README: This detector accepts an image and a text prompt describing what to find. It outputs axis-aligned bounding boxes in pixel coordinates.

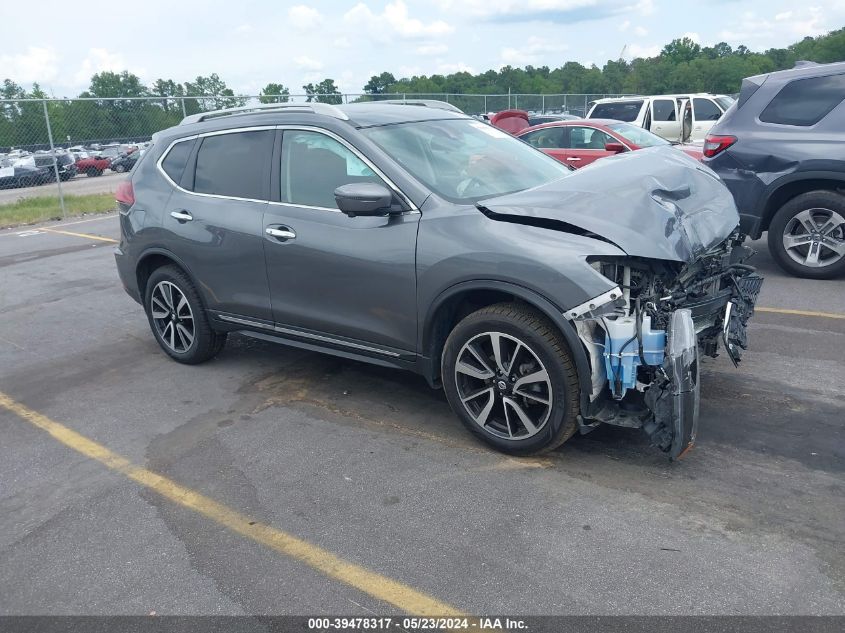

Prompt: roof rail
[179,102,349,125]
[367,99,464,113]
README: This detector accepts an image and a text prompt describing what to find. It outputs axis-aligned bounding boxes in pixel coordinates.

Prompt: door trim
[216,313,404,358]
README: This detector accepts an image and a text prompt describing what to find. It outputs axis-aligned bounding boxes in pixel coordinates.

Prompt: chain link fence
[0,93,627,226]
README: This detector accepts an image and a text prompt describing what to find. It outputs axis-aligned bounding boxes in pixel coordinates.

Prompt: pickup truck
[75,156,111,177]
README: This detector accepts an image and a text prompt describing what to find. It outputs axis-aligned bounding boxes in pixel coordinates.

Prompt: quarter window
[589,100,643,122]
[693,98,722,121]
[652,99,676,122]
[161,139,193,184]
[760,73,845,126]
[521,127,567,149]
[193,130,273,200]
[281,130,385,209]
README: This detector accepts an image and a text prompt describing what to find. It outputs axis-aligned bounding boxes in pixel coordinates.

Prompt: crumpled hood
[479,147,740,263]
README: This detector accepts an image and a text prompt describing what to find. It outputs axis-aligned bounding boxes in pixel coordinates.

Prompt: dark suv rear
[703,61,845,279]
[115,102,762,460]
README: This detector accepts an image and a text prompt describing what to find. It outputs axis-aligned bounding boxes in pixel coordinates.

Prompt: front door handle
[566,157,581,161]
[266,226,296,240]
[170,210,193,222]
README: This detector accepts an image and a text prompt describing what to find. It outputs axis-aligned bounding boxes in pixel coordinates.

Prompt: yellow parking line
[756,307,845,320]
[0,391,463,617]
[40,227,118,244]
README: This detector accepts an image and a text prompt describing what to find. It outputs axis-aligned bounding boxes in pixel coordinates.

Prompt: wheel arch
[757,172,845,237]
[420,280,592,407]
[135,248,203,305]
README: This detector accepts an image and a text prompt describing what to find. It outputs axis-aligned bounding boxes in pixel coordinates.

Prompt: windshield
[589,100,644,122]
[606,122,669,148]
[715,96,735,111]
[361,119,570,203]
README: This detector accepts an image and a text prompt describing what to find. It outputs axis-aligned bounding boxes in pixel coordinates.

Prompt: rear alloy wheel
[442,303,580,455]
[144,265,227,364]
[114,164,126,173]
[769,191,845,279]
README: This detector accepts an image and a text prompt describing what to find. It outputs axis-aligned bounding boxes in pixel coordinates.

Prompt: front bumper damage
[567,233,763,460]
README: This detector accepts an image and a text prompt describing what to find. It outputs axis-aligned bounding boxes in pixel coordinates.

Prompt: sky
[1,0,843,97]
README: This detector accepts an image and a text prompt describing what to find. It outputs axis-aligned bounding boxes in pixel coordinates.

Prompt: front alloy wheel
[455,332,553,440]
[442,303,580,455]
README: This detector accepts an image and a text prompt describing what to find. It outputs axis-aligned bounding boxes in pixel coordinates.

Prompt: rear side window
[161,140,193,184]
[760,74,845,126]
[589,101,643,122]
[521,127,567,149]
[693,98,722,121]
[652,99,676,121]
[194,130,273,200]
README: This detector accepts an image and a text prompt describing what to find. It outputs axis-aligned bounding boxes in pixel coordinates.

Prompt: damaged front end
[569,234,763,460]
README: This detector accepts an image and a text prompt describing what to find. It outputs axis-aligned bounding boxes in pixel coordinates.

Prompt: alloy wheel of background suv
[768,191,845,279]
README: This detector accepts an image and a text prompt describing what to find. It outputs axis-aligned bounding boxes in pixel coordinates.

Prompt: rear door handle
[266,226,296,240]
[170,210,193,222]
[566,157,581,161]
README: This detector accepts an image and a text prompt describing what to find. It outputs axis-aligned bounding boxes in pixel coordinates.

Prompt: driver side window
[281,130,385,209]
[522,127,567,149]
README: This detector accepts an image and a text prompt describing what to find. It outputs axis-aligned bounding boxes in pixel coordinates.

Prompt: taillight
[703,134,737,158]
[115,180,135,208]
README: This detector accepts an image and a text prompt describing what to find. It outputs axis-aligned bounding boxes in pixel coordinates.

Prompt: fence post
[584,95,588,117]
[42,99,66,220]
[484,95,487,113]
[180,98,187,119]
[542,94,545,114]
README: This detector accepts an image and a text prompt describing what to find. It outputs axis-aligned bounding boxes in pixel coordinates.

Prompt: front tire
[144,265,227,364]
[442,303,580,456]
[768,190,845,279]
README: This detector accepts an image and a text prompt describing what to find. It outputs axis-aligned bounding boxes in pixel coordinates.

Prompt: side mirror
[334,182,394,218]
[605,142,626,153]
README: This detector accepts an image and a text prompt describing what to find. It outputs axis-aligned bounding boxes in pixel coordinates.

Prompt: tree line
[2,27,843,149]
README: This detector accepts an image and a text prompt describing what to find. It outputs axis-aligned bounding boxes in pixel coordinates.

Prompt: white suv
[587,94,735,142]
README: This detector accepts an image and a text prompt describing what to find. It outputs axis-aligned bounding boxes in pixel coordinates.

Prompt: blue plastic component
[603,316,666,397]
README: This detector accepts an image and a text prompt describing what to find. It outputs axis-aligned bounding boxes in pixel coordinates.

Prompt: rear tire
[768,190,845,279]
[144,265,227,364]
[441,302,580,456]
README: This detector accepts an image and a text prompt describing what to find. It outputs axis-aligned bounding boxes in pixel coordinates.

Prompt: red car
[516,119,703,168]
[74,156,112,177]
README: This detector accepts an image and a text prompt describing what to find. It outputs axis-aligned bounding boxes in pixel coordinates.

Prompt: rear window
[161,140,193,184]
[589,100,643,122]
[760,73,845,126]
[194,130,274,200]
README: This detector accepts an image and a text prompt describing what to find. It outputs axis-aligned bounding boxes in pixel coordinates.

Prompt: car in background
[489,109,531,134]
[68,146,91,160]
[517,119,703,168]
[704,61,845,279]
[588,94,734,142]
[32,151,78,182]
[527,113,580,126]
[0,157,44,189]
[110,152,139,173]
[75,155,112,177]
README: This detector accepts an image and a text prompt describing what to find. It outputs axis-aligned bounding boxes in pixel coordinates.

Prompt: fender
[135,246,205,304]
[420,279,593,409]
[754,169,845,236]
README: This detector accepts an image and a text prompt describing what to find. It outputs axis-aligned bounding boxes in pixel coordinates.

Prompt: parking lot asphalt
[0,172,122,205]
[0,214,843,615]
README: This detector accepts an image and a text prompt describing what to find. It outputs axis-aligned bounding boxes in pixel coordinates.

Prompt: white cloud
[683,32,701,43]
[775,11,793,21]
[417,43,449,56]
[288,5,323,31]
[499,36,569,67]
[344,1,453,40]
[436,62,475,75]
[333,37,352,49]
[234,24,252,34]
[74,48,137,86]
[634,25,648,37]
[618,20,630,32]
[626,43,660,59]
[0,47,59,84]
[294,55,324,71]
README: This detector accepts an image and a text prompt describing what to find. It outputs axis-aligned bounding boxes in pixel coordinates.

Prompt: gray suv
[115,102,762,460]
[703,61,845,279]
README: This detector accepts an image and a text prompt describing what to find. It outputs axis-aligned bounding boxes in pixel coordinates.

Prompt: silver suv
[115,102,762,460]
